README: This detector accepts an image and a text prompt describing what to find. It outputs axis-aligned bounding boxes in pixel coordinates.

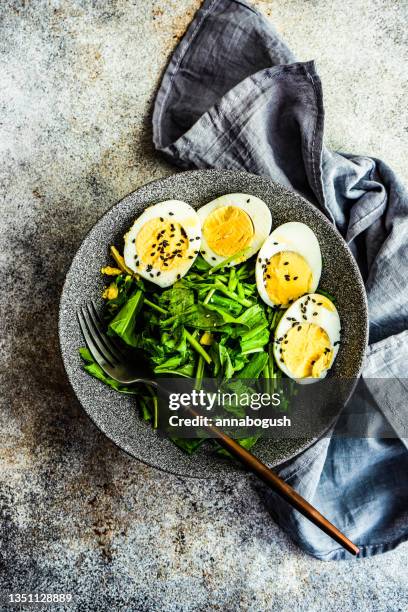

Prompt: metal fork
[77,301,359,556]
[77,300,158,388]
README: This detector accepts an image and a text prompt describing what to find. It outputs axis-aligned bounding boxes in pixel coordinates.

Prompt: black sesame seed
[150,273,154,278]
[164,263,168,267]
[177,274,181,279]
[273,242,278,245]
[196,236,200,240]
[188,255,194,259]
[201,251,206,255]
[146,264,152,272]
[313,312,318,316]
[194,250,199,254]
[246,199,250,203]
[131,238,135,243]
[212,257,216,260]
[177,254,182,258]
[317,302,323,306]
[284,340,288,344]
[160,217,164,222]
[170,234,175,238]
[258,258,261,263]
[297,326,302,331]
[150,252,155,256]
[303,315,307,320]
[311,360,315,365]
[169,212,174,216]
[157,272,161,276]
[294,276,298,280]
[312,298,316,303]
[284,261,289,265]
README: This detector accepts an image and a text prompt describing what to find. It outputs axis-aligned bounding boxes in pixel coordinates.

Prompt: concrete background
[1,0,407,610]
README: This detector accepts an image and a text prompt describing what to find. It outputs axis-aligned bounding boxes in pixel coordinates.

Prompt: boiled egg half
[197,194,272,267]
[256,222,322,308]
[123,200,201,287]
[273,294,341,381]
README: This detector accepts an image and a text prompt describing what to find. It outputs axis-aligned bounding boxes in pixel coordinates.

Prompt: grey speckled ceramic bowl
[59,170,368,477]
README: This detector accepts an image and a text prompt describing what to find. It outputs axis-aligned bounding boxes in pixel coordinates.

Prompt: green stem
[203,288,215,305]
[236,262,250,278]
[146,384,159,429]
[236,281,245,300]
[161,311,187,326]
[184,329,212,364]
[268,343,275,378]
[228,267,237,292]
[214,281,252,307]
[144,298,168,315]
[195,355,205,390]
[144,297,212,364]
[208,247,251,275]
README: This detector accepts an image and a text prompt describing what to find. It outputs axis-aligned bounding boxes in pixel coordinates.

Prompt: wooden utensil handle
[187,406,359,556]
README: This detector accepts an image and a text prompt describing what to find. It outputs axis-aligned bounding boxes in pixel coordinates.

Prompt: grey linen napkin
[152,0,408,560]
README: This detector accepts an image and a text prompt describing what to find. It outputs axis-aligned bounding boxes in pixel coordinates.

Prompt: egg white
[256,222,322,307]
[273,293,341,382]
[123,200,201,288]
[197,193,272,267]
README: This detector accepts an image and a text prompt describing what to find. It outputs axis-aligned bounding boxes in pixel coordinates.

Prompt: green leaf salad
[81,254,288,453]
[80,196,339,455]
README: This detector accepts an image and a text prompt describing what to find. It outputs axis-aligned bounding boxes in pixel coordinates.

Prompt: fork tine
[77,307,112,371]
[78,306,117,369]
[89,300,126,362]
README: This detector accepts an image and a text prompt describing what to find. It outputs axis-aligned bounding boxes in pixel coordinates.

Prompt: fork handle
[186,405,359,556]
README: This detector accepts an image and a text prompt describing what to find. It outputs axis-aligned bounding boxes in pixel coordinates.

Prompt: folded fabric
[152,0,408,560]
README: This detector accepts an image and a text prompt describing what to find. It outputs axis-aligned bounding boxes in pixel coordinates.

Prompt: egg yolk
[203,206,254,257]
[102,283,119,300]
[280,323,333,378]
[136,218,189,271]
[264,251,313,307]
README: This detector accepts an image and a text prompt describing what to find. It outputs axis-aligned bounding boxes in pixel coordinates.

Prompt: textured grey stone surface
[0,1,407,610]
